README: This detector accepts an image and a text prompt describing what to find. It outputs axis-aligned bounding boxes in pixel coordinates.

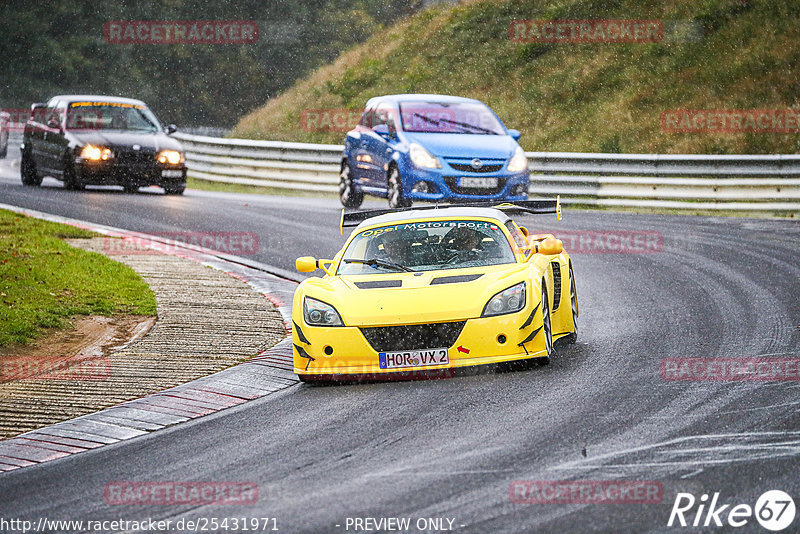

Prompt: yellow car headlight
[80,144,112,161]
[482,282,526,317]
[157,150,183,165]
[507,146,528,173]
[303,297,344,326]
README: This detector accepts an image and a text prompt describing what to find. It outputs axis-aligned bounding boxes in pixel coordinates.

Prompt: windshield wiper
[343,258,415,272]
[412,112,449,127]
[438,118,500,135]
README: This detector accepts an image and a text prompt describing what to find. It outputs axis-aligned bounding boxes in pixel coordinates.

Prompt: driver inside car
[379,231,414,265]
[442,227,484,261]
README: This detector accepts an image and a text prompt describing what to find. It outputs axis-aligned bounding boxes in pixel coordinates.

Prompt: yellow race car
[292,200,577,382]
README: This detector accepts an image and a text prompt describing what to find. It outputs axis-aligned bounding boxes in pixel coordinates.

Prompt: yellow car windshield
[338,220,516,275]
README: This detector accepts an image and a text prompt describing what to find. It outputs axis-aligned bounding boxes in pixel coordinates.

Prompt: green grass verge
[0,210,157,347]
[231,0,800,155]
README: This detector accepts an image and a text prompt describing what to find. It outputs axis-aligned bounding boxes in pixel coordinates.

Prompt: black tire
[123,183,139,194]
[567,264,578,344]
[20,150,42,186]
[541,281,553,361]
[164,184,185,195]
[62,157,84,191]
[387,166,411,208]
[339,162,363,208]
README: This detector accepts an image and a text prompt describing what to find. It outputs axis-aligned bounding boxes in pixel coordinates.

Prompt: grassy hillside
[232,0,800,154]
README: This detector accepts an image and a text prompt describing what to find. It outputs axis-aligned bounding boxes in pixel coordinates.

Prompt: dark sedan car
[20,95,186,194]
[0,108,9,158]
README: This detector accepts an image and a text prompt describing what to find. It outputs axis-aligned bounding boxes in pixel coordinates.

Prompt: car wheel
[123,183,139,194]
[541,280,553,360]
[567,264,578,343]
[62,158,84,191]
[387,166,411,208]
[339,162,363,208]
[164,184,185,195]
[20,150,42,186]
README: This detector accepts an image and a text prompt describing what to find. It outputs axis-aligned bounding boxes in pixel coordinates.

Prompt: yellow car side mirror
[518,225,529,237]
[522,238,563,257]
[296,256,318,272]
[296,257,335,275]
[538,238,563,255]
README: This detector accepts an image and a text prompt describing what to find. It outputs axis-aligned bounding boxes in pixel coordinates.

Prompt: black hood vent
[354,280,402,289]
[430,274,483,285]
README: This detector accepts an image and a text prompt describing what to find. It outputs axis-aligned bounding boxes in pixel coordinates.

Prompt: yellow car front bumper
[292,311,550,379]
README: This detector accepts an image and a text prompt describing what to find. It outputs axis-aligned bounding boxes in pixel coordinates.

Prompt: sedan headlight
[157,149,184,165]
[409,142,442,169]
[482,282,526,317]
[506,146,528,173]
[303,297,344,326]
[80,144,112,161]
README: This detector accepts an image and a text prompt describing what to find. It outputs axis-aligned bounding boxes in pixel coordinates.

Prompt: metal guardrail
[175,133,342,193]
[174,133,800,211]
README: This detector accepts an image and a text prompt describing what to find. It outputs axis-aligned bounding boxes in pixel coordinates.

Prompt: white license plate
[161,169,183,178]
[379,348,449,369]
[458,176,498,188]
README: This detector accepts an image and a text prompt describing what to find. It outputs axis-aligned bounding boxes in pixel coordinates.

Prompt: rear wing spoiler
[340,196,562,235]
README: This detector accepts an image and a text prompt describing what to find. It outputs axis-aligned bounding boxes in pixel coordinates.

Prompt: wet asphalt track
[1,158,799,533]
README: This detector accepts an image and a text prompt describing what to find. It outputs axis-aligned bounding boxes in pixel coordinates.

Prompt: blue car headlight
[482,282,526,317]
[409,142,442,169]
[303,297,344,326]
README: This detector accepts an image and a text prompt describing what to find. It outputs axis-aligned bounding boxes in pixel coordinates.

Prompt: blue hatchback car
[340,94,529,208]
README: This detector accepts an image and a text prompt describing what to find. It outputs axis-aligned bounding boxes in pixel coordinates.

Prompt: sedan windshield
[338,220,516,275]
[66,102,161,132]
[399,101,505,135]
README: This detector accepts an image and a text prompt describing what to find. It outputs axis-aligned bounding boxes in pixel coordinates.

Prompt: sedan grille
[360,322,466,352]
[115,149,156,168]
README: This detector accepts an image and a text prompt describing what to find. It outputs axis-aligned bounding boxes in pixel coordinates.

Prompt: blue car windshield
[338,220,516,274]
[399,102,505,135]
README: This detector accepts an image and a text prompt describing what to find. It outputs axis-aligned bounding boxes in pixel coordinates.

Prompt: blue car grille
[444,157,506,174]
[449,163,503,173]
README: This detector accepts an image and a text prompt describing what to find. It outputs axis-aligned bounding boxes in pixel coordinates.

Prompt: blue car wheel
[388,166,411,208]
[339,161,363,208]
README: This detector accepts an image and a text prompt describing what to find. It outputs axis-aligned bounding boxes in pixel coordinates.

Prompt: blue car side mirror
[373,124,395,140]
[507,129,521,141]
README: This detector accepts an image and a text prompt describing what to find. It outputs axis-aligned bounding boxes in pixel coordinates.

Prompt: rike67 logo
[668,490,796,531]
